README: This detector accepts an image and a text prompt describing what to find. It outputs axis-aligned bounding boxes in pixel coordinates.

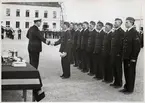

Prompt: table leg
[32,90,35,102]
[23,90,27,102]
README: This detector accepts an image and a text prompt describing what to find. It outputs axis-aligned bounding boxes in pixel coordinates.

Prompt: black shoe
[123,91,133,95]
[82,70,88,73]
[87,73,94,76]
[119,89,127,93]
[97,78,103,80]
[105,81,112,83]
[110,83,115,86]
[93,76,97,79]
[60,75,64,77]
[114,85,122,88]
[61,76,70,79]
[73,64,78,67]
[102,80,106,82]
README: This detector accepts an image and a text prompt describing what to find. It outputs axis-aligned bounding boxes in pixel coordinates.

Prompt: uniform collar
[64,28,69,32]
[115,26,121,30]
[79,29,83,32]
[127,25,134,31]
[84,28,88,31]
[96,28,103,33]
[107,30,112,34]
[90,28,95,31]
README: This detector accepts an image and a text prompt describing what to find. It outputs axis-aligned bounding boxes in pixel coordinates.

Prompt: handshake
[45,39,55,46]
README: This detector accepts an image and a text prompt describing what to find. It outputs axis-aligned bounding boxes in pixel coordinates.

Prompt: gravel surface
[1,38,144,102]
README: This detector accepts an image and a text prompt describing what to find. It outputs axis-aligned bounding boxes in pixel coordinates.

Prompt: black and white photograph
[1,0,144,102]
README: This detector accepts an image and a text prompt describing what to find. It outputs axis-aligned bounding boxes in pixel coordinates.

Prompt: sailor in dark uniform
[93,21,105,80]
[119,17,141,94]
[72,23,80,67]
[81,22,90,73]
[26,19,50,101]
[70,22,75,64]
[86,21,96,76]
[52,22,72,79]
[110,18,124,88]
[76,23,83,70]
[102,22,113,83]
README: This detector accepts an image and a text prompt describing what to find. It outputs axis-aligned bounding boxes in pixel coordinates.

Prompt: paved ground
[1,37,144,102]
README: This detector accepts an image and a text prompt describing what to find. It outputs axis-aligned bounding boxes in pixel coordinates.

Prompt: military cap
[126,17,135,24]
[34,18,42,23]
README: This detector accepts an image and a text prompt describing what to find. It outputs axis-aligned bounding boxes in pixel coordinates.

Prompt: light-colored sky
[1,0,144,23]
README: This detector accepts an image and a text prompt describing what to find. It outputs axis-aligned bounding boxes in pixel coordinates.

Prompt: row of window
[6,21,57,29]
[6,8,57,18]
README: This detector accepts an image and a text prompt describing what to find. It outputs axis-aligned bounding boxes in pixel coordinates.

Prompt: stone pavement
[1,38,144,102]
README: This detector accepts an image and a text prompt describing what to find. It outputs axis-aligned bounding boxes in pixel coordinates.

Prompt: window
[53,11,57,18]
[44,11,48,18]
[16,21,20,28]
[53,23,56,29]
[16,9,20,17]
[26,10,29,17]
[6,21,10,27]
[6,8,10,16]
[25,22,29,28]
[35,10,39,18]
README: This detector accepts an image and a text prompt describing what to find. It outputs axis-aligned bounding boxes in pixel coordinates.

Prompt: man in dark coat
[18,28,22,40]
[81,22,90,73]
[72,23,80,67]
[70,22,75,64]
[26,19,50,69]
[52,22,72,79]
[1,26,4,39]
[119,17,141,94]
[139,27,144,48]
[86,21,96,76]
[26,19,50,101]
[76,23,83,70]
[110,18,124,88]
[102,22,113,83]
[93,21,105,80]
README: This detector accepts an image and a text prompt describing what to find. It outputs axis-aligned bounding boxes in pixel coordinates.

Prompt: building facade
[1,2,61,32]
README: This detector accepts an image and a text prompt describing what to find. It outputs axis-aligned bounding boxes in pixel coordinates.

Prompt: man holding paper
[51,22,72,79]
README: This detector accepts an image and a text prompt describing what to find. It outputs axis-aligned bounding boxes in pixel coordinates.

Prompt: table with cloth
[2,62,42,102]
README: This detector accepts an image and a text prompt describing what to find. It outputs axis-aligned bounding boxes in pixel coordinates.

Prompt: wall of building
[1,4,61,32]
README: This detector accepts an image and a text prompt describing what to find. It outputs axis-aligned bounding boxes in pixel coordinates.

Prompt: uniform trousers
[102,53,113,82]
[61,55,71,77]
[93,53,103,79]
[87,52,95,74]
[111,55,122,86]
[29,51,40,69]
[123,59,137,92]
[82,50,89,71]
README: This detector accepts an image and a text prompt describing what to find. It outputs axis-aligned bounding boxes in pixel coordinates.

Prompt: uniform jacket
[94,30,105,54]
[54,30,72,53]
[81,29,89,50]
[26,25,46,52]
[86,29,96,52]
[111,28,124,56]
[102,31,113,55]
[72,30,79,49]
[76,30,83,49]
[123,28,141,60]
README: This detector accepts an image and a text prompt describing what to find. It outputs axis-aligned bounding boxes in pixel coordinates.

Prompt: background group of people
[1,26,22,40]
[52,17,143,95]
[25,17,143,101]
